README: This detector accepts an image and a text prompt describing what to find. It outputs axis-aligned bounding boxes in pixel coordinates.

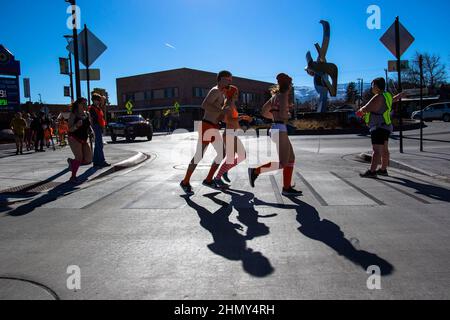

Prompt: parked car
[108,115,153,142]
[411,103,450,122]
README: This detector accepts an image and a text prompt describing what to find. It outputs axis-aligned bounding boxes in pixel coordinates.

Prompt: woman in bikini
[248,73,302,197]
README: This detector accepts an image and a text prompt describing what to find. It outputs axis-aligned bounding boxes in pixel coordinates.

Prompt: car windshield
[120,116,143,122]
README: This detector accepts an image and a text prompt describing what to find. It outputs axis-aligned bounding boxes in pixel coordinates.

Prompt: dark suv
[108,115,153,142]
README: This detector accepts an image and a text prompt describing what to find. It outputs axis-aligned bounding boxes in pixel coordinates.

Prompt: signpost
[380,17,415,154]
[67,26,107,105]
[125,101,133,115]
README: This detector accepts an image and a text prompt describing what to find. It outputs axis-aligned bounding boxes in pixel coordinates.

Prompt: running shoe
[248,168,259,188]
[360,170,377,178]
[202,179,218,189]
[180,181,194,195]
[213,178,229,190]
[222,172,231,184]
[376,169,389,177]
[68,177,80,184]
[282,187,303,197]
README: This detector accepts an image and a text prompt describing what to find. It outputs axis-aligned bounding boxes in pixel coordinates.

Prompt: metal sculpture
[305,20,339,113]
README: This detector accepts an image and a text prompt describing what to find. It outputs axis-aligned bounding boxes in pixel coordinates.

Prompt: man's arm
[393,92,406,103]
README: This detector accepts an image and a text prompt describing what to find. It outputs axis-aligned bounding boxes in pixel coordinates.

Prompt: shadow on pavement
[4,167,99,217]
[253,195,395,276]
[181,191,275,278]
[380,176,450,203]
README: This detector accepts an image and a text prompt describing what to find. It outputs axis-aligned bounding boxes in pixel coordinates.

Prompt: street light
[64,35,75,103]
[65,0,81,100]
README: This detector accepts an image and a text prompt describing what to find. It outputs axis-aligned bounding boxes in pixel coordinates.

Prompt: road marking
[374,179,431,204]
[270,175,285,206]
[330,172,386,206]
[296,172,328,206]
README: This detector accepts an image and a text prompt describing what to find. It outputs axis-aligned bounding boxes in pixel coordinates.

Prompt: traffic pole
[419,55,424,152]
[395,16,404,154]
[84,24,91,106]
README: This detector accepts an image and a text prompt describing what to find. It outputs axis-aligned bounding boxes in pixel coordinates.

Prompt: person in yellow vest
[358,77,404,178]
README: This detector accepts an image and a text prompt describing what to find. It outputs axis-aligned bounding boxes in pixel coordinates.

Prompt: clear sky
[1,0,449,105]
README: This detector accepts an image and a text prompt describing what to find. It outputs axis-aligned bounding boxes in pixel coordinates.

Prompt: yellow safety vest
[364,92,393,126]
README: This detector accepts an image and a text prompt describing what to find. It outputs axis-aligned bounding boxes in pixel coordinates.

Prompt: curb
[90,152,150,181]
[357,152,436,177]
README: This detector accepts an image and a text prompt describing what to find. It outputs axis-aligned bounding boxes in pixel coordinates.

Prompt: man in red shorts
[180,71,232,195]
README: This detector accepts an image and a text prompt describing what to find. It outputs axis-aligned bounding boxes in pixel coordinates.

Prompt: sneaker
[202,179,218,189]
[68,177,80,184]
[248,168,259,188]
[282,187,303,197]
[213,178,229,190]
[180,181,194,195]
[360,170,377,178]
[222,172,231,184]
[376,169,389,176]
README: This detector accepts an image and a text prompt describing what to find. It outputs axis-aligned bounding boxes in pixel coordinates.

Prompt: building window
[152,89,165,100]
[135,91,145,101]
[125,93,135,102]
[165,87,179,98]
[193,87,209,98]
[145,91,152,100]
[242,92,257,104]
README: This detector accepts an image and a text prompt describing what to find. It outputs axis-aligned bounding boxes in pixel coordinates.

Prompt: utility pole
[66,0,81,100]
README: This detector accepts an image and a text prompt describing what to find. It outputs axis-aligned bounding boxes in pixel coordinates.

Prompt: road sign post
[380,17,415,154]
[419,55,424,152]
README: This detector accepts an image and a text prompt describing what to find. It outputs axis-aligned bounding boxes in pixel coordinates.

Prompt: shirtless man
[180,70,233,195]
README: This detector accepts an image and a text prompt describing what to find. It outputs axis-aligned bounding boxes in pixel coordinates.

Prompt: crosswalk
[40,167,450,210]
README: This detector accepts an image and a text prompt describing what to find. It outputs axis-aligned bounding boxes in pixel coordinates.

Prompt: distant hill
[294,83,372,102]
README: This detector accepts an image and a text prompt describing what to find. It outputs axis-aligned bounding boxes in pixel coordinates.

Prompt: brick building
[115,68,274,130]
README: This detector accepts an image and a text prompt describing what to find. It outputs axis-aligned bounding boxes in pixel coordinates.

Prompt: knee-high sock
[216,153,245,179]
[71,160,81,178]
[205,163,220,182]
[283,163,295,189]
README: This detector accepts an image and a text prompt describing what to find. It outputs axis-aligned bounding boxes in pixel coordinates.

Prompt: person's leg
[204,128,224,183]
[14,135,20,154]
[68,137,83,179]
[216,136,246,179]
[82,142,93,165]
[282,137,296,190]
[183,142,209,185]
[19,136,24,154]
[92,125,105,165]
[381,141,390,171]
[371,144,383,172]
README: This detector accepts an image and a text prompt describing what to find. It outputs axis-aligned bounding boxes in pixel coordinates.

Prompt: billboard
[0,76,20,111]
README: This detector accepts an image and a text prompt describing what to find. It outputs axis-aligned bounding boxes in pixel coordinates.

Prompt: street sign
[59,58,70,75]
[0,76,20,111]
[80,69,100,81]
[388,60,409,72]
[380,21,415,58]
[125,101,133,115]
[66,28,107,68]
[64,86,71,97]
[23,78,30,98]
[0,45,21,76]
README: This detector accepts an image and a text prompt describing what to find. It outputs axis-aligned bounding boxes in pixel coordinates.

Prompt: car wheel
[443,114,450,122]
[126,134,134,142]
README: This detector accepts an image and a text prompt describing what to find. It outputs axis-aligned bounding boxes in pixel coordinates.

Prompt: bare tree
[405,52,448,90]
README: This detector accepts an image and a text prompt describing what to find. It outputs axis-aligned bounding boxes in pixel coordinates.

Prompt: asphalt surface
[0,122,449,300]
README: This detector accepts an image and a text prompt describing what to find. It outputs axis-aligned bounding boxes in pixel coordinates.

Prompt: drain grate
[0,181,63,195]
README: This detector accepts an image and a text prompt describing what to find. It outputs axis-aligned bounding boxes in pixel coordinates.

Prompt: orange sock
[283,163,295,189]
[205,163,220,182]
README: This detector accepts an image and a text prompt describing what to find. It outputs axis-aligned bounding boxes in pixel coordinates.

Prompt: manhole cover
[0,181,63,195]
[0,277,59,300]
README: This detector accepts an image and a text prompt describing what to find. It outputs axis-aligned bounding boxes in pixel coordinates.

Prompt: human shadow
[222,188,276,240]
[253,196,394,276]
[181,193,274,277]
[379,176,450,203]
[5,167,99,217]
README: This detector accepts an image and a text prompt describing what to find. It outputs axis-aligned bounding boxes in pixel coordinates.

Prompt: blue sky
[1,0,449,105]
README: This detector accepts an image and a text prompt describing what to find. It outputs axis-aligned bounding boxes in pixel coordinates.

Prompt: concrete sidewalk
[360,148,450,182]
[0,142,149,206]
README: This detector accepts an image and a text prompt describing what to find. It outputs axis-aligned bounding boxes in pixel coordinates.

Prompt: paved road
[0,123,449,300]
